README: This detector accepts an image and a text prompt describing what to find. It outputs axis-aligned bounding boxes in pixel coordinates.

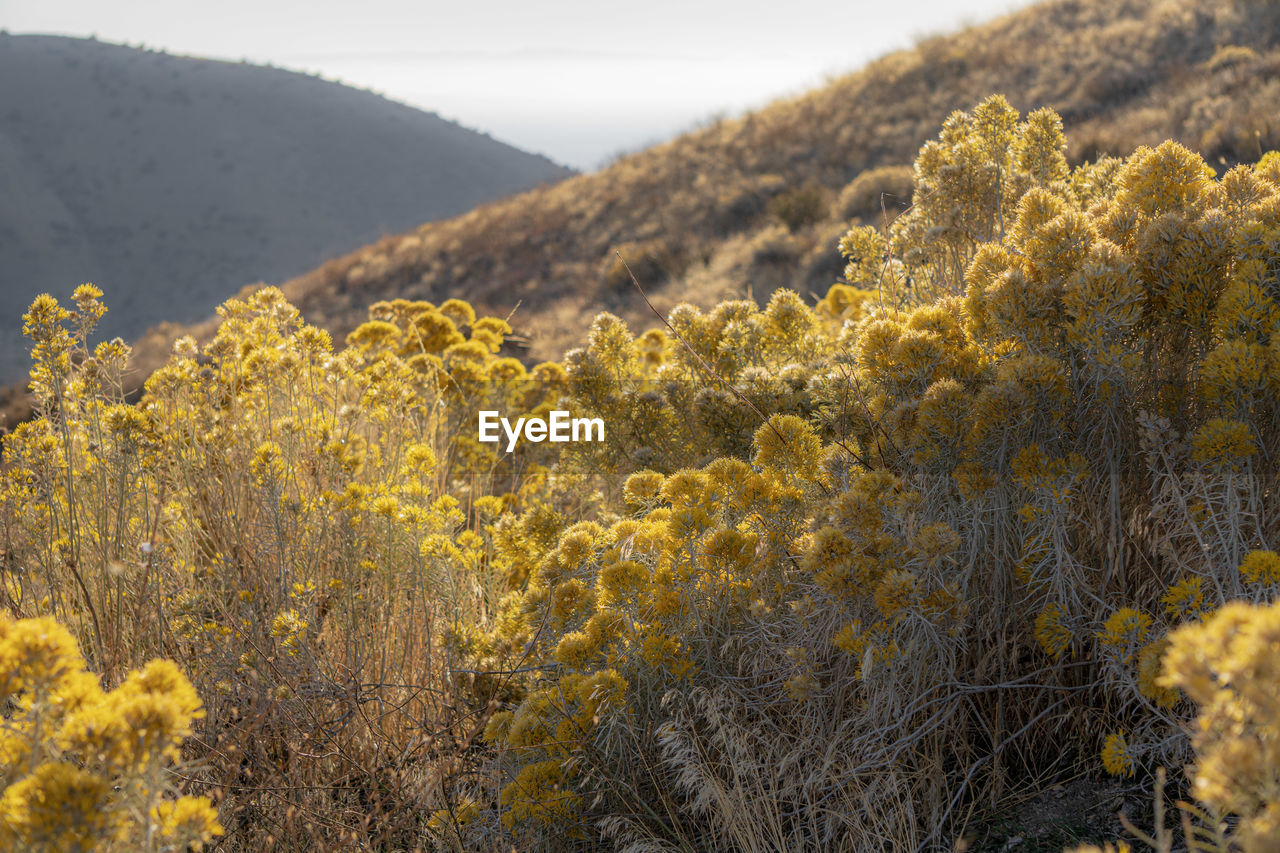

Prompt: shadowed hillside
[0,33,572,382]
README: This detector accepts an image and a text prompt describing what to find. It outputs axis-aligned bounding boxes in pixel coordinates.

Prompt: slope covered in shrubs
[6,94,1280,850]
[113,0,1280,383]
[8,0,1280,429]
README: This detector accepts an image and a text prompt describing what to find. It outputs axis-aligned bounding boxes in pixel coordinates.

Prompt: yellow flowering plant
[0,615,221,852]
[7,94,1280,850]
[2,287,561,847]
[467,98,1280,849]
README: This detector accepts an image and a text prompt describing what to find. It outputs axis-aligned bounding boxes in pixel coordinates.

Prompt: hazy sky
[4,0,1034,169]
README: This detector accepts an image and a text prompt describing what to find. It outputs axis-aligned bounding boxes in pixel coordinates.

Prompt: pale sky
[3,0,1034,169]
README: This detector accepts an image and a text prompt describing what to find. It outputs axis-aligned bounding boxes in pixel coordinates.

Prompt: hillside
[105,0,1279,382]
[5,0,1280,424]
[0,33,572,382]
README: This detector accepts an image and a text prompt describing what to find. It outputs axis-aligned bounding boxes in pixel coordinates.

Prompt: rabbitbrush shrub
[474,97,1280,851]
[8,96,1280,851]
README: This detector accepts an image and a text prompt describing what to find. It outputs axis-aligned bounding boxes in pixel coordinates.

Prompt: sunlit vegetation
[6,91,1280,851]
[0,615,220,852]
[4,286,562,847]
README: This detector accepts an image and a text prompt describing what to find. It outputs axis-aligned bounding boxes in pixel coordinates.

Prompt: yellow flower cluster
[1240,549,1280,587]
[0,616,221,851]
[1096,608,1153,667]
[1161,599,1280,849]
[1190,417,1257,471]
[1034,603,1072,658]
[1100,732,1135,778]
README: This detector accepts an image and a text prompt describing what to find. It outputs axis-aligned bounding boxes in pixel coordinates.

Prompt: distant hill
[6,0,1280,423]
[0,34,572,382]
